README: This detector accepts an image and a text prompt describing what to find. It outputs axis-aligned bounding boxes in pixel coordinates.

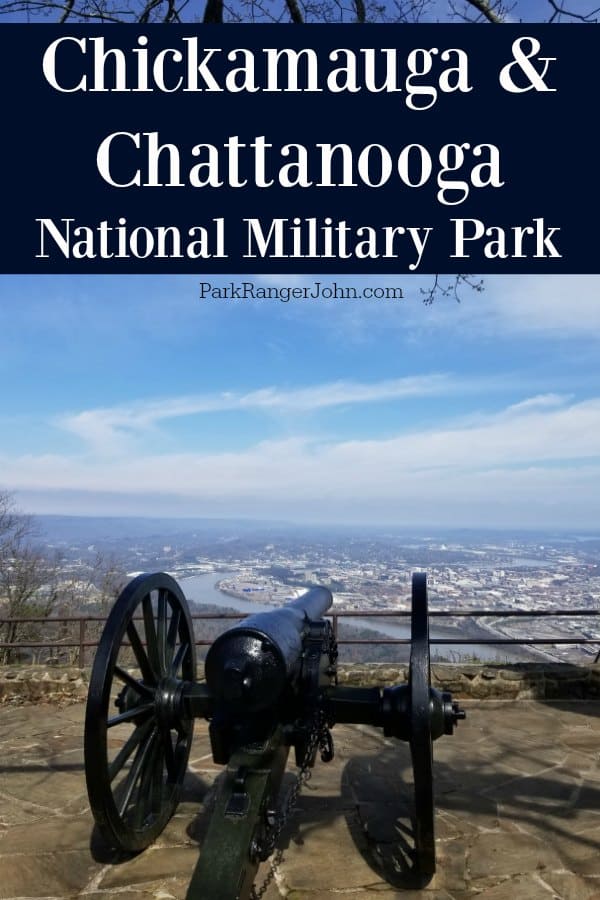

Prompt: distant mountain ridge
[34,514,296,543]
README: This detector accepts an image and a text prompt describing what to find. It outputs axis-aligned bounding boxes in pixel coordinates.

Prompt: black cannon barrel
[282,586,333,620]
[204,586,333,713]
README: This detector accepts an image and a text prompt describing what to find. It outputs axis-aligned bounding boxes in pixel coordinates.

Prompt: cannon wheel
[85,572,197,853]
[409,571,435,878]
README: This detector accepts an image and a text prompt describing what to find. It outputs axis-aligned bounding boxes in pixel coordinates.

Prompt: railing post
[79,618,86,668]
[332,613,338,642]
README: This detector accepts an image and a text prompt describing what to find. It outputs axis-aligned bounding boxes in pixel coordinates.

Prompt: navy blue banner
[1,24,597,272]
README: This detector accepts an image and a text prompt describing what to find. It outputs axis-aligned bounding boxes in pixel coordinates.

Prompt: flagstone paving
[1,699,600,898]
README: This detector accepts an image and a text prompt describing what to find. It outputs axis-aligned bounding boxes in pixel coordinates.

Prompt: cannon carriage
[84,571,464,898]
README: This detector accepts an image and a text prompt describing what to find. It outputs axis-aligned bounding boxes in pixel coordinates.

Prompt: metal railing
[2,606,600,666]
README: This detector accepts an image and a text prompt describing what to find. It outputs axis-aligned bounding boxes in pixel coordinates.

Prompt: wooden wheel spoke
[108,702,154,728]
[174,733,190,774]
[109,718,154,782]
[126,620,156,685]
[170,641,189,677]
[143,594,161,677]
[118,727,157,818]
[114,665,154,697]
[157,589,168,675]
[133,730,160,829]
[151,742,166,815]
[165,606,181,671]
[162,729,177,780]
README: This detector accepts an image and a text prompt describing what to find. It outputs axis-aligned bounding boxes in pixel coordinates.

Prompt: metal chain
[250,711,331,900]
[250,848,283,900]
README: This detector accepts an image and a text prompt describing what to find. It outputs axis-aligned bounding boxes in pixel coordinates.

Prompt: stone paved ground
[2,700,600,899]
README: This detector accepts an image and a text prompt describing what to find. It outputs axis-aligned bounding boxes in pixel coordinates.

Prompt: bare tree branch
[58,0,74,21]
[420,274,484,305]
[546,0,599,22]
[462,0,504,22]
[163,0,178,21]
[0,0,128,21]
[449,0,512,23]
[285,0,304,22]
[139,0,163,22]
[203,0,224,22]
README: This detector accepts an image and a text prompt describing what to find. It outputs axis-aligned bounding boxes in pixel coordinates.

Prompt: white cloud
[56,373,463,450]
[484,275,600,336]
[501,394,571,416]
[57,372,566,454]
[8,393,600,527]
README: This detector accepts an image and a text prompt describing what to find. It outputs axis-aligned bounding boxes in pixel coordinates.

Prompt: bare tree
[0,491,62,663]
[0,0,596,25]
[0,490,32,556]
[51,551,127,664]
[91,552,128,611]
[0,491,128,663]
[55,550,126,616]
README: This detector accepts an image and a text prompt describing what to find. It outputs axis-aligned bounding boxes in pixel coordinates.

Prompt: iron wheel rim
[409,571,435,878]
[84,572,196,852]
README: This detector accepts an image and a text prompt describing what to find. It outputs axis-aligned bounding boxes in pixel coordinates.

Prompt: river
[179,571,538,663]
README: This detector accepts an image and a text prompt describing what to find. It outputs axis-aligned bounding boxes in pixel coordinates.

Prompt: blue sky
[1,273,599,528]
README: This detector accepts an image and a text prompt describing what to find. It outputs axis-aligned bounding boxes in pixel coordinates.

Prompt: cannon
[84,571,465,898]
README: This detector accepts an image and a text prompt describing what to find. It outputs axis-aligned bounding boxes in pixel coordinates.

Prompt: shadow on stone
[89,768,210,864]
[339,716,600,890]
[339,741,436,889]
[0,761,84,773]
[89,823,138,864]
[187,754,432,891]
